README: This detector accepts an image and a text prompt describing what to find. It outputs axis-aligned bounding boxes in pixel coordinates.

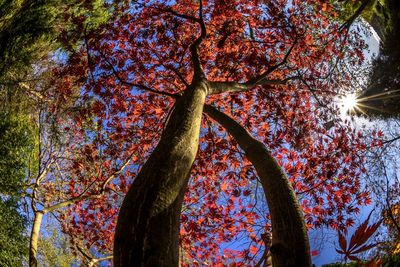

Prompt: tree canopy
[2,0,398,266]
[47,0,377,265]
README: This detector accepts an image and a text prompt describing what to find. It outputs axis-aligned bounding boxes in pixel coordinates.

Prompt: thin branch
[208,75,299,95]
[88,256,113,267]
[245,35,298,87]
[299,76,325,107]
[382,135,400,145]
[97,50,178,99]
[339,0,373,32]
[383,166,400,234]
[190,0,207,78]
[154,4,206,78]
[160,8,200,23]
[43,154,134,213]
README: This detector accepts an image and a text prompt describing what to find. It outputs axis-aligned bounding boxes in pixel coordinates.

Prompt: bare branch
[88,256,113,267]
[43,154,134,213]
[245,35,298,87]
[162,8,200,23]
[208,75,299,95]
[339,0,373,32]
[190,0,207,78]
[97,50,178,99]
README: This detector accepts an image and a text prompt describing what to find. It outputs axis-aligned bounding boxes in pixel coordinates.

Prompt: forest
[1,0,400,266]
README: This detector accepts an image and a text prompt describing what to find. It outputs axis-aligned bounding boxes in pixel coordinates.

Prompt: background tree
[0,198,27,266]
[0,1,111,266]
[37,219,80,267]
[0,60,37,266]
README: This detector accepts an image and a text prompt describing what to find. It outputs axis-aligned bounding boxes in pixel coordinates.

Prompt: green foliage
[0,0,59,79]
[0,199,27,267]
[322,262,359,267]
[380,253,400,267]
[0,110,36,195]
[334,0,377,21]
[359,0,400,117]
[0,0,110,81]
[38,222,81,267]
[335,0,396,40]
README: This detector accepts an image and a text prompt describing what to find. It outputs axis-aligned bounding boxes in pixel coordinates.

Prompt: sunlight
[340,94,358,113]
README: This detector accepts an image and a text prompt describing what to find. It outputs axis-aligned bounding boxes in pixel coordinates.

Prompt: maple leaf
[336,212,382,261]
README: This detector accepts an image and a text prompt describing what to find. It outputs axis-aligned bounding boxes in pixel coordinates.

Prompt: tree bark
[204,105,311,267]
[113,81,209,267]
[29,211,43,267]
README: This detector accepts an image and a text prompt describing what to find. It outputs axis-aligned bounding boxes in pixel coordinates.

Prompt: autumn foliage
[336,213,382,261]
[47,0,380,264]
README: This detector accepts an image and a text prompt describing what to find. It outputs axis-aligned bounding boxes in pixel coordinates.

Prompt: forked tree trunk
[29,211,44,267]
[113,81,208,266]
[204,105,311,267]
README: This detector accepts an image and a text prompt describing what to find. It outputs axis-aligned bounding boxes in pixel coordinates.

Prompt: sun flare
[340,94,358,113]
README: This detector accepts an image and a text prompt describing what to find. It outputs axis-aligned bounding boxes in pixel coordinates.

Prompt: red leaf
[351,243,379,254]
[338,231,347,252]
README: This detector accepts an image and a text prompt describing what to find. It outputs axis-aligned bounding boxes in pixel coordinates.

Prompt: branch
[43,154,134,213]
[76,245,93,262]
[383,167,400,234]
[166,64,190,88]
[245,35,298,87]
[208,75,299,95]
[203,104,311,265]
[154,3,206,78]
[97,50,178,99]
[190,0,207,78]
[299,76,325,107]
[339,0,373,32]
[382,135,400,145]
[162,8,200,23]
[88,256,113,267]
[206,36,299,95]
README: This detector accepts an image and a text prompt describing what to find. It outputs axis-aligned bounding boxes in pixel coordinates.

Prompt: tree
[37,220,81,267]
[0,103,36,196]
[0,0,110,81]
[0,198,27,266]
[1,1,113,266]
[203,105,311,266]
[55,0,374,266]
[0,58,37,266]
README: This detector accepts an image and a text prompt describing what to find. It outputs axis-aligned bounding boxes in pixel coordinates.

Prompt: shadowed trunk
[29,211,43,267]
[113,81,208,267]
[204,105,311,267]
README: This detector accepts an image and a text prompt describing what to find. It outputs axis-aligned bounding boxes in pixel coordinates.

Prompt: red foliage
[336,213,382,261]
[51,0,376,264]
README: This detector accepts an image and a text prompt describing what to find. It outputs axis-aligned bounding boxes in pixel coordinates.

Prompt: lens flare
[340,94,358,113]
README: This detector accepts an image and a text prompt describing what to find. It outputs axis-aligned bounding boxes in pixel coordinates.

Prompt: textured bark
[29,211,43,267]
[204,105,311,267]
[113,81,208,267]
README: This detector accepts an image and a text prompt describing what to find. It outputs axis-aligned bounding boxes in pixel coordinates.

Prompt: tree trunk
[29,211,43,267]
[113,81,208,267]
[204,105,311,267]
